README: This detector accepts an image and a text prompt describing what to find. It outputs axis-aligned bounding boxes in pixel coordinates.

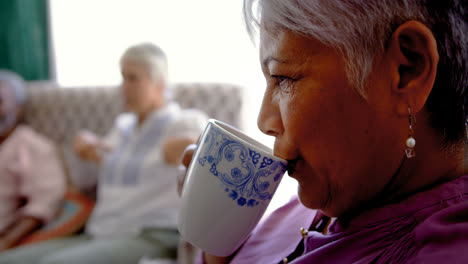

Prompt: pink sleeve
[15,131,66,223]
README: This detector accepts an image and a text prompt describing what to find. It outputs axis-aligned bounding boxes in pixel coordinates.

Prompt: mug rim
[209,119,286,163]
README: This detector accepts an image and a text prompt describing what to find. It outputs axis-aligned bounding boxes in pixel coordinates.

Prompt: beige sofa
[24,82,243,146]
[23,81,243,193]
[19,82,243,256]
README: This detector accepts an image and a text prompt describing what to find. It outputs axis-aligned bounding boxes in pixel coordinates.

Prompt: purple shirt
[198,175,468,263]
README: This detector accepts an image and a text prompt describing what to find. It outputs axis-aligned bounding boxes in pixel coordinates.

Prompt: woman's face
[258,29,407,216]
[120,59,162,113]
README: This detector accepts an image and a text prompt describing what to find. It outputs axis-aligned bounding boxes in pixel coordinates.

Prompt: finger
[177,165,186,196]
[181,144,197,168]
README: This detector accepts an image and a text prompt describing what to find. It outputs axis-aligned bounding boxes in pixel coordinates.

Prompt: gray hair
[120,43,169,85]
[0,70,26,105]
[244,0,467,144]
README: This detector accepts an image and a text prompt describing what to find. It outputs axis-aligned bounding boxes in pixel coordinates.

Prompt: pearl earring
[405,107,416,158]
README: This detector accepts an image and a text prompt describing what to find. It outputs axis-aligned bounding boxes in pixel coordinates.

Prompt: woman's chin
[296,184,323,210]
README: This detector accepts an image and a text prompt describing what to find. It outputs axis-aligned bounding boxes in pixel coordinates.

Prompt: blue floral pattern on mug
[198,124,287,207]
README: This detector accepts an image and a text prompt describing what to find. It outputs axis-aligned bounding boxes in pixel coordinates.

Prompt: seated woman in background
[0,43,208,264]
[0,70,66,252]
[75,43,208,238]
[179,0,468,263]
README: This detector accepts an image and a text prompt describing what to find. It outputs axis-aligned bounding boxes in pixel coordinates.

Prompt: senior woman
[0,44,208,264]
[179,0,468,263]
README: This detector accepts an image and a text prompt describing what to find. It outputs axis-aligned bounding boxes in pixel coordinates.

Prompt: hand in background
[73,130,110,164]
[0,237,7,253]
[0,216,41,253]
[163,136,199,165]
[177,144,197,196]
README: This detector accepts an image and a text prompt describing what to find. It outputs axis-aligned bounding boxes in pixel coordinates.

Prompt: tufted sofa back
[22,81,243,194]
[23,82,243,147]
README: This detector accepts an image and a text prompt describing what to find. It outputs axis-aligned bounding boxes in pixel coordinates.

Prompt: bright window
[50,0,297,215]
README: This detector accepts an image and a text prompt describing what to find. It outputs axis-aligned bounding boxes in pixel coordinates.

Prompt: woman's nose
[257,88,283,138]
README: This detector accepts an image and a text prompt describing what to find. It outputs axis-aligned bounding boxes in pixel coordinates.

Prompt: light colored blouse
[86,103,208,237]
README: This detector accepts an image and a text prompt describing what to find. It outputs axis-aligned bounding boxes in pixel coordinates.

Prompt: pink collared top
[0,125,66,233]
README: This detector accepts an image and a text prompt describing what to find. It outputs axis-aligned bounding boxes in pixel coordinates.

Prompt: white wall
[50,0,297,216]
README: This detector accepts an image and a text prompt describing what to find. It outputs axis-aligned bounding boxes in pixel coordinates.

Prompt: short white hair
[120,43,169,85]
[0,70,25,105]
[244,0,468,143]
[244,0,429,94]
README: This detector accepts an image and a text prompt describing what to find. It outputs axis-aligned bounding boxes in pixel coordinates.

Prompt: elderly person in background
[75,43,207,239]
[178,0,467,263]
[0,43,208,264]
[0,70,66,252]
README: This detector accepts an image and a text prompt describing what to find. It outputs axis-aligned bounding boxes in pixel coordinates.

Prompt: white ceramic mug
[178,119,287,257]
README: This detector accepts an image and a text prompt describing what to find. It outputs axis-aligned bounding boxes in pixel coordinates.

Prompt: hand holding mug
[178,119,287,257]
[177,144,197,196]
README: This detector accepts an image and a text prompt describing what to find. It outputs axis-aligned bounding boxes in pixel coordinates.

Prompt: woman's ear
[385,21,439,116]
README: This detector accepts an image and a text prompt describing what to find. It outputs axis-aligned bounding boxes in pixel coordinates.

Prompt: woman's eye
[127,76,137,83]
[273,75,294,93]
